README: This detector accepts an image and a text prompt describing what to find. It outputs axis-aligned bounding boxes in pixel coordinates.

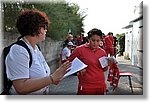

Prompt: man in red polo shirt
[104,32,114,57]
[68,28,108,95]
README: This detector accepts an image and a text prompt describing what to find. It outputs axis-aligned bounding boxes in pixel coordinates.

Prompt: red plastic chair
[119,72,133,93]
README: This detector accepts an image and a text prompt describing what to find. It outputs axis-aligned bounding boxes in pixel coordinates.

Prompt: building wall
[131,19,143,68]
[137,20,143,68]
[131,22,139,66]
[123,2,143,68]
[124,28,132,59]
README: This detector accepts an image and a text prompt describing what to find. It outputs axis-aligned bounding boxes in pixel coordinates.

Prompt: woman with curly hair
[5,9,71,95]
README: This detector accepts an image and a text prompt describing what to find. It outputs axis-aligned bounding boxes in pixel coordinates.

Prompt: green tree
[2,1,86,40]
[117,33,125,55]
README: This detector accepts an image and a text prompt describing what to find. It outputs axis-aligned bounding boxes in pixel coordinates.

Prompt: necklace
[23,37,30,45]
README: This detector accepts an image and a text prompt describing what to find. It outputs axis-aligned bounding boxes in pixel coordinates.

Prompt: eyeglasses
[40,25,48,30]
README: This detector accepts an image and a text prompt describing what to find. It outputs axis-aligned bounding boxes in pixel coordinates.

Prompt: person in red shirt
[104,32,114,56]
[68,28,110,95]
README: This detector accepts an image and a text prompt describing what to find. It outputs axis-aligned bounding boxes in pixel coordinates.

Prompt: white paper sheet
[99,56,117,68]
[99,56,108,68]
[63,57,88,78]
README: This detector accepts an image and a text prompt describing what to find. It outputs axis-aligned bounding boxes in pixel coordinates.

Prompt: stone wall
[3,32,63,73]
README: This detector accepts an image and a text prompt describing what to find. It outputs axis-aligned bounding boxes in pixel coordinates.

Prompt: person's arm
[13,61,71,94]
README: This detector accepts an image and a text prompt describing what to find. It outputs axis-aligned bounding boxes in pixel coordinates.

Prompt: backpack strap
[15,40,32,67]
[37,44,41,51]
[1,40,33,95]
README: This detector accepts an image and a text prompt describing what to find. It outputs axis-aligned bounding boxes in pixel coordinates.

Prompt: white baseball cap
[67,42,74,46]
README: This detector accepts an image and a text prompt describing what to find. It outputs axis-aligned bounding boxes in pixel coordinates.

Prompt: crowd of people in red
[61,31,118,60]
[60,29,120,95]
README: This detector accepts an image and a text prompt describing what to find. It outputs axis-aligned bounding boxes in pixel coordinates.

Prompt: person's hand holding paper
[99,56,117,68]
[63,57,88,78]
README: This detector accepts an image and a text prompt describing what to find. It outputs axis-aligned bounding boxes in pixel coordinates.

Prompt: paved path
[49,56,143,95]
[49,75,78,95]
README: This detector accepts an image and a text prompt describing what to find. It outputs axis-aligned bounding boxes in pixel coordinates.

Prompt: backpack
[1,38,34,95]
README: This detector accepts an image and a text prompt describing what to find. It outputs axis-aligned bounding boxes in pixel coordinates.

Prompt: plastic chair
[119,72,133,93]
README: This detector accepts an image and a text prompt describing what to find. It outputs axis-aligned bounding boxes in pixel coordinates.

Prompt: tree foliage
[116,33,125,55]
[2,1,86,40]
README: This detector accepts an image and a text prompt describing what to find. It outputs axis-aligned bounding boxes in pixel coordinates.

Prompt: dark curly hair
[16,9,50,37]
[87,28,103,39]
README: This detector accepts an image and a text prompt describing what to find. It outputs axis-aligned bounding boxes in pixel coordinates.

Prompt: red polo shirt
[68,43,107,88]
[104,35,114,48]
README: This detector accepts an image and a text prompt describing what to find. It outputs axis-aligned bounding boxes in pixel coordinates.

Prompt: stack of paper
[63,57,88,78]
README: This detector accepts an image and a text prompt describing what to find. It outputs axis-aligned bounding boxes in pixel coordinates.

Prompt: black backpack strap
[37,44,41,51]
[15,40,32,67]
[1,39,33,95]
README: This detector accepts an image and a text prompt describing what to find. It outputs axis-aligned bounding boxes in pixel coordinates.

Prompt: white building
[122,2,143,68]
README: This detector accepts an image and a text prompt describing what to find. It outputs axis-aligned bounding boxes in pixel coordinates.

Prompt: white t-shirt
[61,47,71,61]
[5,40,51,95]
